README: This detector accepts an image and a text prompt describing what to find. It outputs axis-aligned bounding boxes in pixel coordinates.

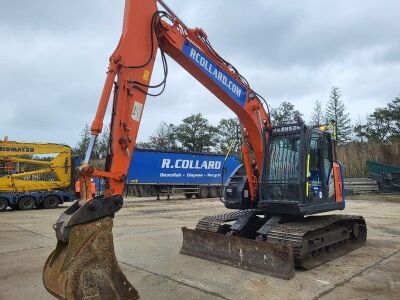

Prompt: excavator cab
[257,123,345,215]
[224,123,344,214]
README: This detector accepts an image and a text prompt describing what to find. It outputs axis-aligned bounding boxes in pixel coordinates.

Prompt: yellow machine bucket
[43,197,138,300]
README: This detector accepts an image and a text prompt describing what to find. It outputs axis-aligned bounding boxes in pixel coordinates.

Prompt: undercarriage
[181,210,367,279]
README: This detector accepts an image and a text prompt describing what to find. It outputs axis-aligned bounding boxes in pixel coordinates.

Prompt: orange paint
[333,162,343,202]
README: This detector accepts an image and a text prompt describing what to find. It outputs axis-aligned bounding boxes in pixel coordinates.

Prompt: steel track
[194,211,367,270]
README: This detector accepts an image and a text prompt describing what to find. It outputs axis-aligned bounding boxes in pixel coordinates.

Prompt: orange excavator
[43,1,367,299]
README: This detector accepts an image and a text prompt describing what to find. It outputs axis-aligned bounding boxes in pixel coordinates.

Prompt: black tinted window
[268,135,300,181]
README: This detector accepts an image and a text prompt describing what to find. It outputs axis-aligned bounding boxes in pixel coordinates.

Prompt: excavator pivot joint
[53,195,123,243]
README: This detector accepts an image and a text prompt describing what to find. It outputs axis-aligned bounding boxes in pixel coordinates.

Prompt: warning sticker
[131,101,143,122]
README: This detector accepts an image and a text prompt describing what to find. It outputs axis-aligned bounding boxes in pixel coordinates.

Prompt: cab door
[306,131,333,204]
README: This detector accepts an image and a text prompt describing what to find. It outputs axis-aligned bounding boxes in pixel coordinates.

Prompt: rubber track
[267,215,367,269]
[195,210,255,232]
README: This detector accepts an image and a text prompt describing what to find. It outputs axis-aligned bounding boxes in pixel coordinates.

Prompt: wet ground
[0,196,399,299]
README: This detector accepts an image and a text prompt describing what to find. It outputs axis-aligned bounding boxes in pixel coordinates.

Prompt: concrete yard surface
[0,196,399,300]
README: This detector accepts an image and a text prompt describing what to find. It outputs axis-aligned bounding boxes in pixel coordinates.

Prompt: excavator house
[43,0,367,299]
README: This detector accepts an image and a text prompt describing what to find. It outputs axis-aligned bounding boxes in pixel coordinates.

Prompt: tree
[354,96,400,143]
[135,141,153,149]
[387,96,400,140]
[97,126,110,159]
[135,122,180,150]
[216,118,242,155]
[325,87,352,144]
[309,100,324,126]
[74,124,92,160]
[147,122,180,151]
[271,101,303,126]
[176,113,218,152]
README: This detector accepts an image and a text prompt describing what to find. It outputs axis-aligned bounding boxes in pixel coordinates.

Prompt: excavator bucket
[43,197,138,300]
[180,227,295,280]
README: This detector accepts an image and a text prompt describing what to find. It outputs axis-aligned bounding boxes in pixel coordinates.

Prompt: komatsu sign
[183,41,246,107]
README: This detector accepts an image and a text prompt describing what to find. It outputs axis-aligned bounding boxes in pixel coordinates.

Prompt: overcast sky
[1,0,399,146]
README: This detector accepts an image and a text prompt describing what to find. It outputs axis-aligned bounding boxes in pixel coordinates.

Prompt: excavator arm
[83,0,270,202]
[43,1,270,299]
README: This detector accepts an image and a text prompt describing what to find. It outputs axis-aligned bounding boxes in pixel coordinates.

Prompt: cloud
[0,0,399,147]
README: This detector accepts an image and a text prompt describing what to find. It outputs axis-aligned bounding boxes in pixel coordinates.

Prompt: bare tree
[325,87,351,144]
[309,100,324,126]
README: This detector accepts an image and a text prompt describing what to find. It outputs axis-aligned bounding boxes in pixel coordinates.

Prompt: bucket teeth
[43,217,138,300]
